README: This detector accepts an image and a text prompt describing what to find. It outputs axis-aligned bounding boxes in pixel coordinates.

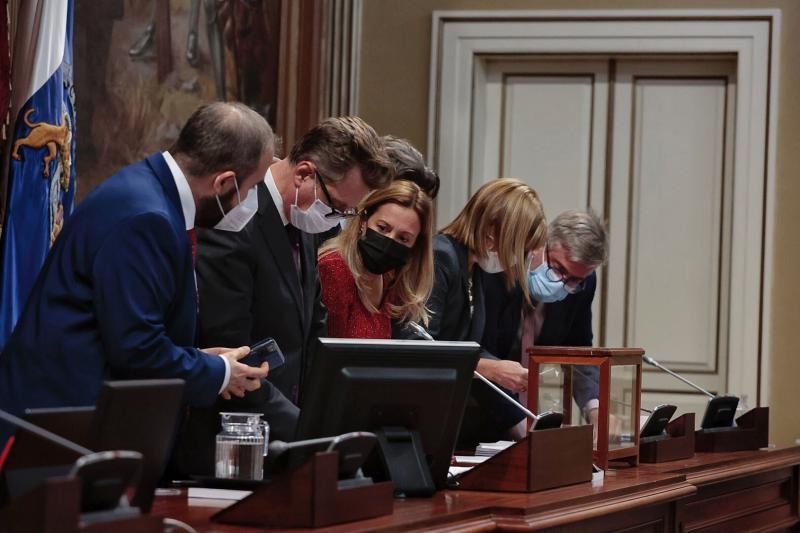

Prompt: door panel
[475,58,608,220]
[609,60,736,419]
[475,55,737,424]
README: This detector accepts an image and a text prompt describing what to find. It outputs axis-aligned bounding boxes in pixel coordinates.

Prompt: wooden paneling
[277,0,324,149]
[150,447,800,532]
[624,75,730,377]
[502,74,595,218]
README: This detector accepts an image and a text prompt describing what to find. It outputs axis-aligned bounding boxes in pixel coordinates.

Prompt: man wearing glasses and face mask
[174,117,393,476]
[523,210,608,426]
[479,209,608,442]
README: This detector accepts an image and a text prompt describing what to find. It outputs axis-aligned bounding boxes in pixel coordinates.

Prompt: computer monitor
[2,379,184,512]
[0,406,94,503]
[89,379,185,512]
[295,338,480,497]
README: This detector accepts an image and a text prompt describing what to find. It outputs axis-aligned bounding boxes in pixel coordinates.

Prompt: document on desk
[448,465,473,477]
[187,487,252,506]
[475,440,514,456]
[453,455,490,465]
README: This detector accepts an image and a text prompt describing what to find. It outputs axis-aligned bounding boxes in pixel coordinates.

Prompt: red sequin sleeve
[318,251,357,338]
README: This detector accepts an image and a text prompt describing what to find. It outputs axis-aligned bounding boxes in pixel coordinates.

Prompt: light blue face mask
[528,261,570,303]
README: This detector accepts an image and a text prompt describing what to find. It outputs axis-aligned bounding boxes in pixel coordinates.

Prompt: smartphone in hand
[243,337,286,370]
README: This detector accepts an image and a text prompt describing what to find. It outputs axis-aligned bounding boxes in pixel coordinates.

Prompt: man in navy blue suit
[0,102,272,442]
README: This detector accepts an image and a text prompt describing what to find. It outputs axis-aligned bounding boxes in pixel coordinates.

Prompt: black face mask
[357,227,412,275]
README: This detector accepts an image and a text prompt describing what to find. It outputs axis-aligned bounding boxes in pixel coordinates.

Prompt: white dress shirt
[162,151,231,393]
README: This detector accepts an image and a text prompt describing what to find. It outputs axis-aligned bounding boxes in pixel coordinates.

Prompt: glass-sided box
[527,347,644,470]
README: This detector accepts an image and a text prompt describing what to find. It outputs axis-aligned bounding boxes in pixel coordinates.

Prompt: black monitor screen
[296,338,479,495]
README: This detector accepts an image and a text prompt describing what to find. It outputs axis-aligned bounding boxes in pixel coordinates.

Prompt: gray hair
[383,135,440,198]
[547,209,609,268]
[171,102,274,182]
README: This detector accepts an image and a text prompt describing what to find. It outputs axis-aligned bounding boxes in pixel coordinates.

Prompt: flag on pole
[0,0,74,349]
[0,0,10,142]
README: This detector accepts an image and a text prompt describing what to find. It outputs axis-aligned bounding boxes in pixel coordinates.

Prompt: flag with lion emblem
[0,0,75,348]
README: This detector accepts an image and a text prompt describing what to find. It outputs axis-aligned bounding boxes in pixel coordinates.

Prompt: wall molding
[427,9,781,407]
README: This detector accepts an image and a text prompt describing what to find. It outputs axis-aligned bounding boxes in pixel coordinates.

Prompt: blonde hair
[319,181,434,325]
[440,178,547,301]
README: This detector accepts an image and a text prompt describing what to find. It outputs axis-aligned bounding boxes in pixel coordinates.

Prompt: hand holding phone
[243,337,286,370]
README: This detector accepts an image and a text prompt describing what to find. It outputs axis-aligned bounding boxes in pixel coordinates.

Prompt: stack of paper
[475,440,514,457]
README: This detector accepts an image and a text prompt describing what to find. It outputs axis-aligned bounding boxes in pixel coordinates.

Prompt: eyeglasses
[315,171,358,220]
[545,248,587,293]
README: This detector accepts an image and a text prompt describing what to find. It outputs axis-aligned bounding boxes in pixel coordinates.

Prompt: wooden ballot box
[528,346,644,470]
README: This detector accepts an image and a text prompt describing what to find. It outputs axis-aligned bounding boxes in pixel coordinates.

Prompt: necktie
[285,224,301,273]
[187,228,199,307]
[187,228,198,268]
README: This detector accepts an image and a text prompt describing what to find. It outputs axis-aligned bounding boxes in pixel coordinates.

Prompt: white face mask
[477,251,504,273]
[214,179,258,232]
[289,178,340,234]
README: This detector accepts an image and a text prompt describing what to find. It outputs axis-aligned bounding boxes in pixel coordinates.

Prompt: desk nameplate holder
[212,451,394,528]
[639,413,695,463]
[694,407,769,453]
[455,425,593,492]
[0,476,161,533]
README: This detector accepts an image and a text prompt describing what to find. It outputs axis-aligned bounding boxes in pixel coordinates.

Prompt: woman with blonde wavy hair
[318,180,433,339]
[408,178,547,447]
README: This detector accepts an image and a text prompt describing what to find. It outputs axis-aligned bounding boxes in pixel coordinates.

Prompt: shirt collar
[264,167,288,226]
[162,151,195,230]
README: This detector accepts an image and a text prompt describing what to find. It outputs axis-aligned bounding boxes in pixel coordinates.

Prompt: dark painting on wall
[74,0,281,201]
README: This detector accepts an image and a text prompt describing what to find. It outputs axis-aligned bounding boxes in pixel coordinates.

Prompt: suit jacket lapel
[299,232,318,337]
[146,153,182,220]
[469,268,486,342]
[255,183,304,317]
[448,236,487,342]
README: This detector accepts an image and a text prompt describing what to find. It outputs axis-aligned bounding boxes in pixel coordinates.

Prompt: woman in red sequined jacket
[318,181,433,339]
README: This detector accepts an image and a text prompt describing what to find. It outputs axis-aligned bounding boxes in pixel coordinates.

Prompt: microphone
[405,321,552,424]
[609,399,653,414]
[642,355,715,399]
[1,408,145,513]
[405,320,433,341]
[643,355,740,429]
[268,435,338,457]
[0,408,94,457]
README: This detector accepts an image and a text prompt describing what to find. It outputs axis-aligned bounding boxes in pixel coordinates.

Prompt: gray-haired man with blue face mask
[523,209,609,426]
[478,209,608,443]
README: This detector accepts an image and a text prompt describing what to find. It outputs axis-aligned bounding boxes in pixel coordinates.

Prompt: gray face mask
[477,251,504,273]
[289,179,340,234]
[214,179,258,232]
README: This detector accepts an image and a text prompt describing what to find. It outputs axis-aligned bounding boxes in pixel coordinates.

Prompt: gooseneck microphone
[642,355,741,429]
[268,435,338,457]
[405,321,541,422]
[642,355,715,399]
[0,408,94,456]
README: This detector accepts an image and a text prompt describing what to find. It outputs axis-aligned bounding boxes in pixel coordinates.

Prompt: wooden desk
[151,447,800,532]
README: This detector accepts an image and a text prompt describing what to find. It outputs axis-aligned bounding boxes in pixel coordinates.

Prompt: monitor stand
[372,426,435,497]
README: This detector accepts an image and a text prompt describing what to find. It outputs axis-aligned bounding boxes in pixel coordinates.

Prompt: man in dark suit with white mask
[174,117,393,475]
